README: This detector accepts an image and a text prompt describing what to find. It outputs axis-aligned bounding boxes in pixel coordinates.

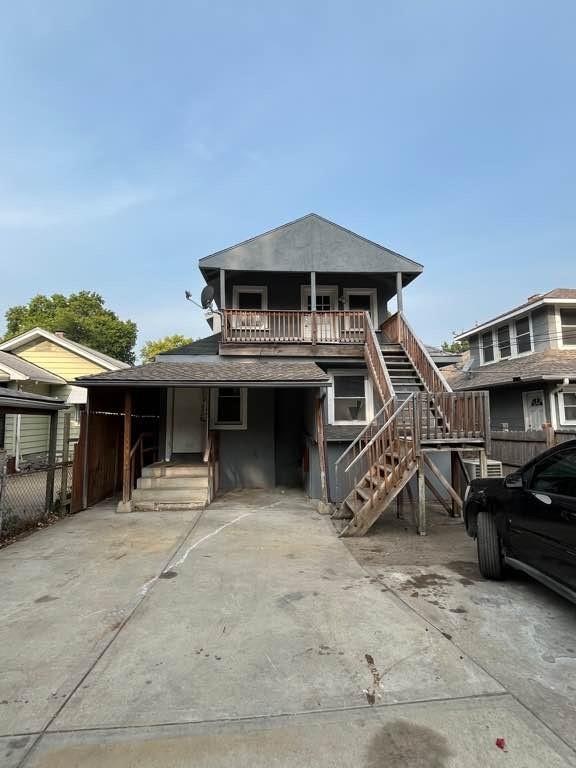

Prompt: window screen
[216,388,242,424]
[333,375,366,422]
[482,331,494,362]
[348,294,372,311]
[560,309,576,345]
[497,325,511,358]
[237,292,263,310]
[515,317,532,354]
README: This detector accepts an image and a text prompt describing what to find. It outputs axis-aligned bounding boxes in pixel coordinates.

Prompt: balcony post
[396,271,403,313]
[310,270,317,344]
[219,269,226,309]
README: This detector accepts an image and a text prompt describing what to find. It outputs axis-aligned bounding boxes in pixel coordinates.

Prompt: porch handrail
[345,393,415,477]
[221,308,366,344]
[382,311,452,394]
[364,313,395,405]
[129,432,157,494]
[334,398,394,473]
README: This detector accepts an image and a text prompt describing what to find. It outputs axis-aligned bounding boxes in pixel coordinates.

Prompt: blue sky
[1,1,575,354]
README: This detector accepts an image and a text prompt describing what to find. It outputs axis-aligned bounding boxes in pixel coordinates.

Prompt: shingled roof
[445,349,576,390]
[77,360,330,387]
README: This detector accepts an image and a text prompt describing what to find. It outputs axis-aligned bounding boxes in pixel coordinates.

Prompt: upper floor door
[301,286,338,341]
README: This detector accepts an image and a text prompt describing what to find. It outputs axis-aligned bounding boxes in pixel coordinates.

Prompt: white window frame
[479,314,534,366]
[556,306,576,349]
[343,288,378,325]
[232,285,268,310]
[300,285,338,311]
[327,369,374,425]
[558,388,576,426]
[210,387,248,430]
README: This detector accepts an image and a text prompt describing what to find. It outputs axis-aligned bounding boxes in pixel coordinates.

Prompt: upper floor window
[497,325,511,359]
[481,331,494,363]
[232,286,268,311]
[515,316,532,354]
[560,309,576,346]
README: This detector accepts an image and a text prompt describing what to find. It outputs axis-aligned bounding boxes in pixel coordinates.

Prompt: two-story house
[77,214,488,536]
[446,289,576,431]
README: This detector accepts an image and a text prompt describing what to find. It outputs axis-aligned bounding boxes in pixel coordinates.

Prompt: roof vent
[527,294,542,302]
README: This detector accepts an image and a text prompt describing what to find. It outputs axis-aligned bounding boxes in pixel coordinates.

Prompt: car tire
[477,511,503,579]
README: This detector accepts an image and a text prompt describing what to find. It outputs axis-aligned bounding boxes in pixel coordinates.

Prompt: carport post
[122,390,132,504]
[44,410,58,513]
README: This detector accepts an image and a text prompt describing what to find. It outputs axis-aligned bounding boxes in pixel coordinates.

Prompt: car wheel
[477,511,504,580]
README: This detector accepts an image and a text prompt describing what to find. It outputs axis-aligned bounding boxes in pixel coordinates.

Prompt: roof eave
[78,379,331,388]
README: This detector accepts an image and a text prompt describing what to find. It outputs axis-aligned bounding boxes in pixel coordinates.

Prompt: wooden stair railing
[129,432,158,498]
[204,429,219,504]
[337,394,419,537]
[382,311,452,394]
[364,313,395,407]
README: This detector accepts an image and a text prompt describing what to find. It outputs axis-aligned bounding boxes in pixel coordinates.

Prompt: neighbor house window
[210,387,247,429]
[515,316,532,354]
[481,331,494,363]
[559,391,576,425]
[560,309,576,346]
[329,371,373,424]
[497,325,511,359]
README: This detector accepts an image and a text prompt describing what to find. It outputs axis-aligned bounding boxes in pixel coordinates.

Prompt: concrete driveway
[1,490,575,767]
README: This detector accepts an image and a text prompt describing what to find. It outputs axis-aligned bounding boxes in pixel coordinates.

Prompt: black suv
[464,440,576,603]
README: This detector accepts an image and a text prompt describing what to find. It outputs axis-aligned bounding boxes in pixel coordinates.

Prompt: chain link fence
[0,456,75,544]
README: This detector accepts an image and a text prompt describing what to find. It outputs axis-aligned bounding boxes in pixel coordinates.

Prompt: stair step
[137,476,208,490]
[356,486,371,501]
[132,500,206,512]
[142,464,208,479]
[132,487,208,503]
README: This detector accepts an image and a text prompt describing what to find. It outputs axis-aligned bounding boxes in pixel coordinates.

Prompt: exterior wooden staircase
[334,311,489,536]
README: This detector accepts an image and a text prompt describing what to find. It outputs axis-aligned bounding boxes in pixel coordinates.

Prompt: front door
[523,390,546,431]
[301,286,338,341]
[172,388,203,454]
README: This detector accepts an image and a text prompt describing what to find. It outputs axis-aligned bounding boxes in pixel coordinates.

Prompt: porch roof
[0,387,66,414]
[76,360,331,388]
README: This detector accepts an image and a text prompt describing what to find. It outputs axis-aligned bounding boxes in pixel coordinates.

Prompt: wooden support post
[478,448,488,478]
[396,271,403,313]
[315,394,329,504]
[219,268,226,309]
[450,451,461,517]
[81,397,90,510]
[424,453,463,512]
[44,410,59,513]
[310,271,317,345]
[60,411,71,510]
[417,459,426,535]
[425,476,452,516]
[122,390,132,505]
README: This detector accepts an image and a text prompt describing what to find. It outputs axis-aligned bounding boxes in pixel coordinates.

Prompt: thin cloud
[0,186,159,230]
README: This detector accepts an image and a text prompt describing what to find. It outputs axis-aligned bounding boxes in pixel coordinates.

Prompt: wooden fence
[490,429,576,469]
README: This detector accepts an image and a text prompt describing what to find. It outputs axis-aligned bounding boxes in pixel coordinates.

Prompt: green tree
[441,339,470,354]
[140,334,193,363]
[3,291,138,364]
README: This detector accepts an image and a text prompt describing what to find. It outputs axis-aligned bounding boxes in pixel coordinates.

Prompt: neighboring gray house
[76,214,488,536]
[447,289,576,431]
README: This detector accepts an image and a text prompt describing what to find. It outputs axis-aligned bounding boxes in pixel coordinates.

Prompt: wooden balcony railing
[221,309,367,344]
[382,311,452,394]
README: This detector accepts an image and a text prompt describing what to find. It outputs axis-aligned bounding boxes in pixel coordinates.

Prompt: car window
[529,448,576,498]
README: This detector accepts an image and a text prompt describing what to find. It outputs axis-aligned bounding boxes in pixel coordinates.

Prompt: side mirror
[505,472,523,489]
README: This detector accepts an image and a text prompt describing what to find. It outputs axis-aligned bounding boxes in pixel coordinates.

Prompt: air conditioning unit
[463,458,503,479]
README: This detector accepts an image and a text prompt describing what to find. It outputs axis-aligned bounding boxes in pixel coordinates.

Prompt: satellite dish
[200,285,215,309]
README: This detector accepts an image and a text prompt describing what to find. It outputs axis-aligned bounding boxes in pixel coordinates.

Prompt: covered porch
[76,361,332,513]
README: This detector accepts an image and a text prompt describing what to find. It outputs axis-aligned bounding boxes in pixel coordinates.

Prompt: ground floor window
[559,390,576,425]
[328,371,372,424]
[210,387,247,429]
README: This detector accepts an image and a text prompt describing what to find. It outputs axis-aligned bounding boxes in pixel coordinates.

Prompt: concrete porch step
[137,476,208,490]
[132,487,208,503]
[131,500,206,512]
[141,464,208,479]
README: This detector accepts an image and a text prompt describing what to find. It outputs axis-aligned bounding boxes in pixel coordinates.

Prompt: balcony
[221,309,367,345]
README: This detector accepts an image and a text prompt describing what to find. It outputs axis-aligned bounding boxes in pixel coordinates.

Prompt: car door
[508,446,576,590]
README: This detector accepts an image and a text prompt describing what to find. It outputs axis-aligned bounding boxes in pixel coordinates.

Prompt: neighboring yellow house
[0,328,129,468]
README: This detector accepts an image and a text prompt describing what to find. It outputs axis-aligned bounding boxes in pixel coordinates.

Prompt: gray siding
[489,386,551,431]
[218,389,275,491]
[468,334,481,368]
[531,307,550,352]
